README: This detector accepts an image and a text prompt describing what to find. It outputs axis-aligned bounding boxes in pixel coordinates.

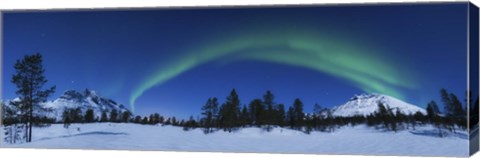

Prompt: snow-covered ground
[0,123,469,157]
[470,126,479,155]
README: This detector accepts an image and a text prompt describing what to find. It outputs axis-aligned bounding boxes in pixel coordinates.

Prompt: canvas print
[1,2,479,157]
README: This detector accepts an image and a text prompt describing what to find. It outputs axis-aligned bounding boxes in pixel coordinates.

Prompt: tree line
[4,87,477,138]
[191,88,473,135]
[66,88,471,136]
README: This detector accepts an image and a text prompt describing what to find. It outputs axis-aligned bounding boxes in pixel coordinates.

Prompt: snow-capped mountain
[41,89,130,121]
[331,93,426,117]
[2,89,130,121]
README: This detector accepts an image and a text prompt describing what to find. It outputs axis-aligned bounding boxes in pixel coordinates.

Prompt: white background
[0,0,479,158]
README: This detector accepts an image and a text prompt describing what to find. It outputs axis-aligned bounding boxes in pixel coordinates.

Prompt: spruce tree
[312,103,323,130]
[151,113,161,124]
[426,101,440,122]
[11,53,56,142]
[287,106,295,129]
[172,117,177,126]
[211,97,219,127]
[221,89,241,131]
[449,93,466,129]
[441,89,466,129]
[325,109,335,132]
[249,99,264,126]
[62,110,71,127]
[376,103,391,130]
[85,109,95,123]
[201,98,214,133]
[293,98,305,129]
[100,111,109,122]
[110,109,118,122]
[121,111,132,123]
[240,105,250,127]
[441,89,454,117]
[133,116,142,124]
[141,116,149,124]
[426,101,444,136]
[449,94,466,117]
[276,104,286,127]
[71,108,83,123]
[413,111,426,124]
[263,90,276,125]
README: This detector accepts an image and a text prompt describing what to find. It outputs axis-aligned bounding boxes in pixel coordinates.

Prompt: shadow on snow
[409,130,468,140]
[37,131,128,141]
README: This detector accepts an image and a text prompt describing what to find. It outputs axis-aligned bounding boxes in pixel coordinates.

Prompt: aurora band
[128,29,416,112]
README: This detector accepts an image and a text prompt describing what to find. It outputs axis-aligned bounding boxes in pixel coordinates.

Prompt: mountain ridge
[330,93,426,117]
[2,89,131,122]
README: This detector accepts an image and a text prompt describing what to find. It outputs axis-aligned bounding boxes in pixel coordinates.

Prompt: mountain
[39,89,130,121]
[330,93,426,117]
[0,89,131,121]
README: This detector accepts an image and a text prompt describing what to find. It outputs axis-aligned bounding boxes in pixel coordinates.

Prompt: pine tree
[376,103,391,130]
[426,101,440,122]
[276,104,286,127]
[266,104,274,125]
[249,99,264,126]
[293,98,305,129]
[450,93,466,117]
[69,108,83,123]
[220,89,241,131]
[449,93,466,129]
[10,53,56,142]
[85,109,95,123]
[325,109,335,132]
[141,116,149,124]
[240,105,250,127]
[110,109,118,122]
[263,90,276,125]
[312,103,323,130]
[287,106,295,129]
[171,117,177,126]
[441,89,454,117]
[62,110,71,128]
[121,111,132,123]
[149,113,161,124]
[395,109,406,129]
[189,115,197,128]
[100,111,109,122]
[426,101,444,136]
[201,98,215,133]
[441,89,466,130]
[211,97,219,127]
[413,111,426,124]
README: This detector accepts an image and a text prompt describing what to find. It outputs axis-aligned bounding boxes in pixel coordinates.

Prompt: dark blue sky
[2,3,471,119]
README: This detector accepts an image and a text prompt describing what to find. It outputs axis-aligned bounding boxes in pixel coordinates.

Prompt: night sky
[2,3,470,119]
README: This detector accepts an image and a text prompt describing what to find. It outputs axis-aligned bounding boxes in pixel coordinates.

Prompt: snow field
[1,123,469,157]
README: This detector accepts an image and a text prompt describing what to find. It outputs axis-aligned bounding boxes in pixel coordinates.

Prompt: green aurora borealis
[129,29,417,112]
